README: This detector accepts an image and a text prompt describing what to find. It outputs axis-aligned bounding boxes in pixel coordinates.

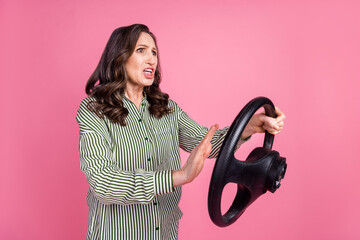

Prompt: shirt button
[154,202,157,206]
[145,137,148,141]
[138,119,142,122]
[155,227,159,230]
[147,157,151,162]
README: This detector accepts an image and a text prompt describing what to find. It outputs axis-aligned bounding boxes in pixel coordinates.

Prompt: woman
[76,24,285,240]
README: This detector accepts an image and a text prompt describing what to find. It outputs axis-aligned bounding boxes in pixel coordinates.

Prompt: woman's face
[125,32,158,90]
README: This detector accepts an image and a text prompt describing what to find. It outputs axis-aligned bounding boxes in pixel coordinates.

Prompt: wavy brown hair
[85,24,172,126]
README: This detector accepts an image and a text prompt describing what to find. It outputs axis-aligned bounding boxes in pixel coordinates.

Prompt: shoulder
[78,96,97,109]
[77,96,97,118]
[76,97,112,142]
[76,96,106,128]
[168,99,182,113]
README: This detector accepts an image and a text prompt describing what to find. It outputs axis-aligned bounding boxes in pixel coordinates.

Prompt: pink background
[1,0,360,239]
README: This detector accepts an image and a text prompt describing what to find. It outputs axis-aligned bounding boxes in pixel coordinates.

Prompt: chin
[142,79,154,87]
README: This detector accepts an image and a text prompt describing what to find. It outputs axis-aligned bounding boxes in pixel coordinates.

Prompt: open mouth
[143,68,154,78]
[144,68,153,74]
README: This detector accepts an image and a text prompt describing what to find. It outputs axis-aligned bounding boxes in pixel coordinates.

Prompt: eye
[152,50,157,56]
[136,48,144,53]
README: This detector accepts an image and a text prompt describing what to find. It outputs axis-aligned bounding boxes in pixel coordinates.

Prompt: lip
[143,67,155,79]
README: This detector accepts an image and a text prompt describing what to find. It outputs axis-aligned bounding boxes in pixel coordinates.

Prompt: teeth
[144,69,153,73]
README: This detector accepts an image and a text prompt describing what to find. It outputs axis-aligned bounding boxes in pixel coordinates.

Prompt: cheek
[125,62,138,77]
[124,61,131,74]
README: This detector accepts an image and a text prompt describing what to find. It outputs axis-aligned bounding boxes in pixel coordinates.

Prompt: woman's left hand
[241,107,286,139]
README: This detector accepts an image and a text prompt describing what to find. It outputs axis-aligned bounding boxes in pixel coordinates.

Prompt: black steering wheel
[208,97,287,227]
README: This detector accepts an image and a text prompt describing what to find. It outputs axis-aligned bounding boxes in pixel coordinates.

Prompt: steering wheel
[208,97,287,227]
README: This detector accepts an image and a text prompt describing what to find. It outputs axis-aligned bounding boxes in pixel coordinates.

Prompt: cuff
[154,170,174,196]
[235,135,251,151]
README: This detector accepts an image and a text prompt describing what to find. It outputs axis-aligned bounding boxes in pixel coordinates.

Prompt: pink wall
[1,0,359,239]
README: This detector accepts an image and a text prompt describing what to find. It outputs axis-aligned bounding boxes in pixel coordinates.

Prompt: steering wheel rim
[208,97,279,227]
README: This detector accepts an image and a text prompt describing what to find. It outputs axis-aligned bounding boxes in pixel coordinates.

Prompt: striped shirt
[76,95,247,240]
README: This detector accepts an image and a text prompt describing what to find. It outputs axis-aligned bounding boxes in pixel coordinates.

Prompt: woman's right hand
[173,124,219,187]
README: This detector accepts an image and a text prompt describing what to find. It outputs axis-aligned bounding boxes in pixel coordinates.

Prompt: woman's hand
[173,124,219,187]
[241,107,286,140]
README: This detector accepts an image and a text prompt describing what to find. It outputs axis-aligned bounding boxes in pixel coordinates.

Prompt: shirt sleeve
[76,98,173,205]
[174,101,249,158]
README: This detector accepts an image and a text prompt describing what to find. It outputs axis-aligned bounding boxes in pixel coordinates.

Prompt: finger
[275,107,286,123]
[263,116,280,130]
[263,123,280,133]
[264,126,282,134]
[201,124,219,145]
[203,144,212,158]
[267,130,280,135]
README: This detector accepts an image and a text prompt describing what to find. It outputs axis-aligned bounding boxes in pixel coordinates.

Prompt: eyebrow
[136,44,157,51]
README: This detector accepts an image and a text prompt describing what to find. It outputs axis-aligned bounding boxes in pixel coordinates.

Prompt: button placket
[140,100,157,171]
[152,196,160,238]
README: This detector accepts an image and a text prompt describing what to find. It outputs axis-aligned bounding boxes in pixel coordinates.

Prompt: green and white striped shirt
[76,95,246,240]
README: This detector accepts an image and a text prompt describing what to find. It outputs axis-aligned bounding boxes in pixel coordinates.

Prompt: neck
[124,85,144,109]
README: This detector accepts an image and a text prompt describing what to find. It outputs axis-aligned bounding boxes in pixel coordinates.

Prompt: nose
[146,51,156,66]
